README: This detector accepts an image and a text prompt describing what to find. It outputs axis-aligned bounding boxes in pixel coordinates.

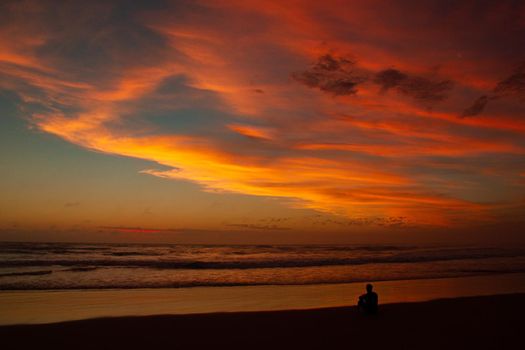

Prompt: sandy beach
[1,293,523,349]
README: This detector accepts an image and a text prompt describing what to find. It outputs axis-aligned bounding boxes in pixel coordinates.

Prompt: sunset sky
[1,0,524,244]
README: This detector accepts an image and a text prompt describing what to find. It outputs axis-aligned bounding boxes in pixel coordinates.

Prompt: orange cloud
[2,0,525,229]
[99,226,177,234]
[228,124,273,140]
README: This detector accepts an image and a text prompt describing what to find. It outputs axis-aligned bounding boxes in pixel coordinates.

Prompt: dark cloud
[294,55,453,103]
[292,54,367,96]
[462,62,525,117]
[99,226,178,232]
[493,61,525,100]
[309,215,409,228]
[3,0,172,85]
[374,69,407,91]
[374,68,453,103]
[225,223,290,230]
[462,95,490,117]
[258,217,291,223]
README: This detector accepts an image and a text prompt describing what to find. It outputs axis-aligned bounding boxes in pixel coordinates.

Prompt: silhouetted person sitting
[358,283,378,314]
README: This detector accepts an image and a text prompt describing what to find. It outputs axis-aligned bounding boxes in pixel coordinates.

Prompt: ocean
[1,242,525,290]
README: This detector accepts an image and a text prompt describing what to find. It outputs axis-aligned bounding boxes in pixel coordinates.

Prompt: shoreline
[1,293,523,349]
[3,269,525,291]
[2,272,525,326]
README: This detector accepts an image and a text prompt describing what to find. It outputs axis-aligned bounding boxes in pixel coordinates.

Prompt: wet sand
[1,293,523,349]
[2,273,525,325]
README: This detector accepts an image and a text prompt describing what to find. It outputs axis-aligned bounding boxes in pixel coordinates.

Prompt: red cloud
[2,0,525,228]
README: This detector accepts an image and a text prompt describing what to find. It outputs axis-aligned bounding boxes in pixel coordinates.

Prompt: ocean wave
[0,270,53,278]
[107,252,163,257]
[1,269,524,290]
[64,267,99,272]
[1,249,524,269]
[0,243,111,254]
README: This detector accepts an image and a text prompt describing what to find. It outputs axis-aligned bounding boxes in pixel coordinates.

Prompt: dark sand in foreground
[1,293,523,349]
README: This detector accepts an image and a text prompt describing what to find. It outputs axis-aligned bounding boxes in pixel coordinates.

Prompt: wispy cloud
[462,95,491,117]
[494,62,525,100]
[225,223,291,231]
[99,226,179,234]
[2,0,525,229]
[374,68,453,103]
[463,62,525,117]
[292,54,367,96]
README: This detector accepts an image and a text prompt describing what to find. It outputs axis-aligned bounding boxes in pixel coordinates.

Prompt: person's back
[358,284,378,314]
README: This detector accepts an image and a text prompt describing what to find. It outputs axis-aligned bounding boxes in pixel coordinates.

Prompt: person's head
[366,284,373,292]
